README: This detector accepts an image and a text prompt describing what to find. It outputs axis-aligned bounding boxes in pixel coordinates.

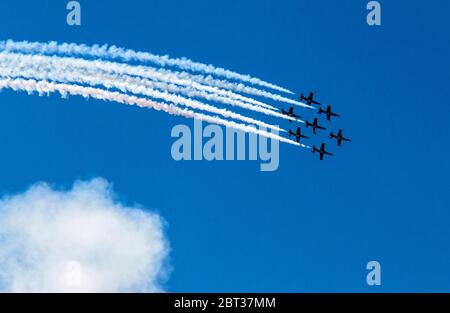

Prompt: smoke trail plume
[0,40,293,94]
[0,50,280,110]
[0,55,284,132]
[0,52,301,123]
[0,78,305,147]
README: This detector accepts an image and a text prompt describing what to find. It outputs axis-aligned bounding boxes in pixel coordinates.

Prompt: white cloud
[0,178,169,292]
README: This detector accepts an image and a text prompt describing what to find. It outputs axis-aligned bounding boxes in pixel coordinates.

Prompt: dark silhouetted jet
[305,118,326,134]
[312,143,333,161]
[281,106,301,121]
[288,127,309,143]
[318,105,340,121]
[329,129,351,146]
[300,92,321,106]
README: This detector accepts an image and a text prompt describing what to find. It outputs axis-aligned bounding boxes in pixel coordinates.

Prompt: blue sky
[0,0,449,292]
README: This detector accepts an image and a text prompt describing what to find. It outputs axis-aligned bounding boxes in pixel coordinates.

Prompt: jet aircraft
[318,105,340,121]
[288,127,309,143]
[329,129,351,146]
[312,143,333,160]
[300,92,322,106]
[281,106,301,121]
[305,118,326,134]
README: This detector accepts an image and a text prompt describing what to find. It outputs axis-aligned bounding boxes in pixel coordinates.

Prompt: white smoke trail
[0,52,301,123]
[152,68,312,109]
[0,41,307,109]
[171,70,313,109]
[0,39,293,95]
[0,55,284,132]
[0,51,278,111]
[0,78,306,147]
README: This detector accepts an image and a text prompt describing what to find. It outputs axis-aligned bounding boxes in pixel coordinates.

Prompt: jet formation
[281,92,351,160]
